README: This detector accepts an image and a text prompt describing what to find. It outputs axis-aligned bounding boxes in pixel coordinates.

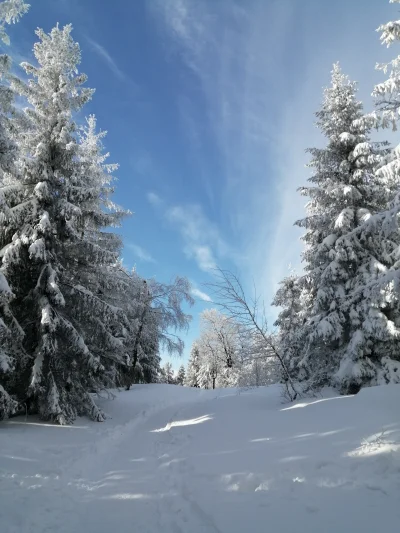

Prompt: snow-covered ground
[1,383,400,533]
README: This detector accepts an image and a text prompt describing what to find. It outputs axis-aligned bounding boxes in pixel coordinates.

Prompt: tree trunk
[126,308,147,390]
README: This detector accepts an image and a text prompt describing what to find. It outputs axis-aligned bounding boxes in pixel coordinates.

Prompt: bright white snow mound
[1,383,400,533]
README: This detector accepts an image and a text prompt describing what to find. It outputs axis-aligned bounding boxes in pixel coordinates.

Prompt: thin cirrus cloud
[188,245,216,273]
[191,287,212,303]
[148,0,390,308]
[147,191,163,207]
[86,36,126,81]
[149,0,295,209]
[148,0,300,298]
[166,204,228,273]
[146,193,229,274]
[127,243,155,263]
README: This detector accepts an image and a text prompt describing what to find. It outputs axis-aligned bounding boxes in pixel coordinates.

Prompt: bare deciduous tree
[206,269,300,401]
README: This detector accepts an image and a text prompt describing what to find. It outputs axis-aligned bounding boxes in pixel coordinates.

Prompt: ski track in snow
[1,384,400,533]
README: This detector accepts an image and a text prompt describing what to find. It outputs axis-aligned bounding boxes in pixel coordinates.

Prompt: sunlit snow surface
[1,383,400,532]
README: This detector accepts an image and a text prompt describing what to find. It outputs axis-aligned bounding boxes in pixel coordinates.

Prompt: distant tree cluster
[158,361,186,386]
[185,308,278,390]
[0,4,192,423]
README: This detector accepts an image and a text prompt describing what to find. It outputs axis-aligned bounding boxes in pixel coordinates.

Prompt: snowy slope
[1,384,400,533]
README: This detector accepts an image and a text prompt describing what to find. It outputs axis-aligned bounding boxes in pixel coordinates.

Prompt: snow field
[1,383,399,532]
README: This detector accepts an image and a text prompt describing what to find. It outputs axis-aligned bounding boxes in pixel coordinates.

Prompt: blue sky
[6,0,398,369]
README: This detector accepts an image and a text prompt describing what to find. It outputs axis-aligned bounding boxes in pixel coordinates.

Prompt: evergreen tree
[293,63,392,391]
[69,115,129,391]
[197,361,212,389]
[176,365,186,386]
[272,274,311,382]
[185,343,200,387]
[1,25,128,423]
[163,361,175,384]
[139,349,161,384]
[0,0,30,420]
[325,1,400,391]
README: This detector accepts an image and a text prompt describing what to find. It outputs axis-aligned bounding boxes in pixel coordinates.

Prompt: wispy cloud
[126,243,155,263]
[167,204,228,272]
[188,245,216,272]
[150,0,291,208]
[147,191,163,207]
[149,0,297,296]
[191,287,212,302]
[86,36,126,81]
[131,150,154,177]
[147,192,229,273]
[149,0,392,309]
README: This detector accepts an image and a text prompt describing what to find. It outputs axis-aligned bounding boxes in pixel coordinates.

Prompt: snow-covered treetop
[77,114,128,231]
[15,24,94,117]
[315,63,363,141]
[297,62,385,254]
[0,0,29,45]
[373,0,400,129]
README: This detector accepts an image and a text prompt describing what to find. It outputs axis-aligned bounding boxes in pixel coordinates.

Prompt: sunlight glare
[151,414,213,433]
[281,395,354,411]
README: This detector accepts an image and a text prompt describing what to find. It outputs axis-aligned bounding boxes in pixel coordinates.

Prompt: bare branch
[205,268,300,401]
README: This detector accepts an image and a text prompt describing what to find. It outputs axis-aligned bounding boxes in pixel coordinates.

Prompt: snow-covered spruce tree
[69,116,130,391]
[158,365,167,384]
[176,365,185,385]
[135,329,161,385]
[1,25,129,424]
[163,361,175,384]
[322,1,400,392]
[185,342,200,387]
[294,63,393,392]
[187,341,214,389]
[0,272,22,418]
[197,356,214,389]
[0,0,30,420]
[272,274,312,383]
